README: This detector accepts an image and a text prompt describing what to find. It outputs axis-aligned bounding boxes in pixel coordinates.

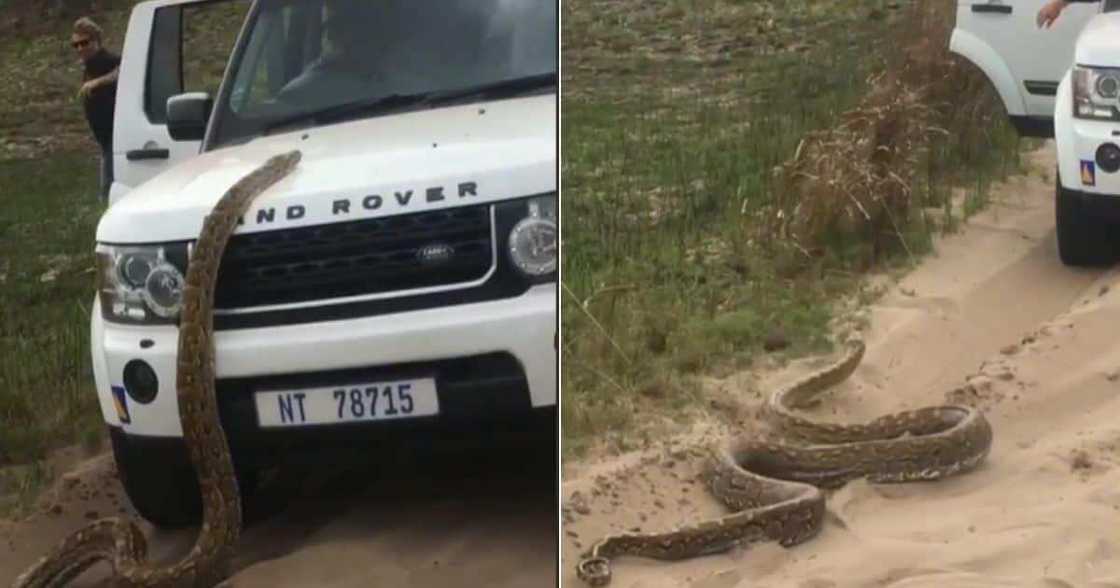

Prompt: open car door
[110,0,249,204]
[950,0,1098,137]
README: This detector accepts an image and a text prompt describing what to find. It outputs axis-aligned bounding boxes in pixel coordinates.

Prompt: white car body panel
[92,285,556,436]
[950,0,1096,128]
[1074,12,1120,66]
[1054,71,1080,189]
[111,0,226,201]
[97,95,555,243]
[948,26,1027,117]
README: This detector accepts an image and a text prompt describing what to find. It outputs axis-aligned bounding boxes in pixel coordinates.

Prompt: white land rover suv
[951,0,1120,265]
[94,0,557,526]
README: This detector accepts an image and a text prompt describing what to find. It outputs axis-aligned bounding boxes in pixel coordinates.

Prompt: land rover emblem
[417,243,455,265]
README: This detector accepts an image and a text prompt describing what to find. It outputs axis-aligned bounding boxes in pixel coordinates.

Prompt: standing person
[72,17,120,202]
[1037,0,1101,28]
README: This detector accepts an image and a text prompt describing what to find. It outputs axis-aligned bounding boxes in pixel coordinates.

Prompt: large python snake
[12,150,302,588]
[575,337,993,586]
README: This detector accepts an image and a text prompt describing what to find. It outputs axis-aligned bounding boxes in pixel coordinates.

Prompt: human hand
[78,79,98,99]
[1037,0,1070,28]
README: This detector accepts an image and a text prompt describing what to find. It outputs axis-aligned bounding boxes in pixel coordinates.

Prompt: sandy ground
[561,143,1120,588]
[0,431,556,587]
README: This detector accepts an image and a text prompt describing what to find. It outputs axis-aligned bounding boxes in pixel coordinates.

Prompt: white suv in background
[951,0,1120,265]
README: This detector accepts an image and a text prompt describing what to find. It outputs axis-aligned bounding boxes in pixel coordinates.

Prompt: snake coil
[576,338,993,586]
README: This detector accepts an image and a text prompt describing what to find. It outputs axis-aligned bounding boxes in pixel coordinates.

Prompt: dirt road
[561,143,1120,587]
[1,432,556,587]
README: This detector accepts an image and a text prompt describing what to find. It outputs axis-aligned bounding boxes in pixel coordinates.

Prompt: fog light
[1096,143,1120,173]
[123,359,159,404]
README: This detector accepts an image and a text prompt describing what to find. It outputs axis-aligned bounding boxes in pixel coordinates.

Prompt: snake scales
[12,150,302,588]
[576,337,993,586]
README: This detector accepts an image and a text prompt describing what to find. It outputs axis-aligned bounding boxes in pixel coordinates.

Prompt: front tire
[1055,172,1113,266]
[109,428,257,529]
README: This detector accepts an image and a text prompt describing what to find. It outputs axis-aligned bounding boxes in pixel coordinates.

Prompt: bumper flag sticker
[1081,160,1096,187]
[111,385,131,424]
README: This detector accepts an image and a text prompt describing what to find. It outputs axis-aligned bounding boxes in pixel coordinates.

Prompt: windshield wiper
[264,93,431,134]
[420,72,557,106]
[263,73,557,134]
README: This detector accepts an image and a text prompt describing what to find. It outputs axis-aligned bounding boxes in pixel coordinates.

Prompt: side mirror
[166,92,213,142]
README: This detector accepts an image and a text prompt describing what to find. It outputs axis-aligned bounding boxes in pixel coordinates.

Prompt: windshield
[207,0,557,149]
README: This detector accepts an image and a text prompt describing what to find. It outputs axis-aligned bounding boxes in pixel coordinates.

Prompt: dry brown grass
[766,0,1018,262]
[768,71,929,258]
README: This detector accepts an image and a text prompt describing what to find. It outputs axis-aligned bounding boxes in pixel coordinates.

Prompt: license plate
[254,378,439,428]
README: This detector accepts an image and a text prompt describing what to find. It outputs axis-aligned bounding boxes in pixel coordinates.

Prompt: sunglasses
[71,38,92,49]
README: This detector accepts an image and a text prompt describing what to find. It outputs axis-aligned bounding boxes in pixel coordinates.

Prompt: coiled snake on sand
[12,150,302,588]
[575,338,993,586]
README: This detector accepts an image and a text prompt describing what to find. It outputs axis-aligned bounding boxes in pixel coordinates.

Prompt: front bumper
[1060,183,1120,221]
[1058,117,1120,196]
[1055,72,1120,197]
[91,284,556,439]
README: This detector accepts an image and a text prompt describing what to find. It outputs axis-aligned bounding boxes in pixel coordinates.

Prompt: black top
[82,49,121,151]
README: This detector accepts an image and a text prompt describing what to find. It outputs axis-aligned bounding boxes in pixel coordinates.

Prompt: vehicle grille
[212,204,493,309]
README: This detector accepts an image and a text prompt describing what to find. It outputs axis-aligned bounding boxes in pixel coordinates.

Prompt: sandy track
[1,432,556,587]
[561,143,1120,587]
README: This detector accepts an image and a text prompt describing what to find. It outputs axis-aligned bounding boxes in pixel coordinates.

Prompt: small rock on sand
[763,330,790,352]
[569,491,592,515]
[1071,450,1094,471]
[61,472,80,489]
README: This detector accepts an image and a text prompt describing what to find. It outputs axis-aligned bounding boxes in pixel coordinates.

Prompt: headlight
[1073,66,1120,121]
[506,194,557,280]
[96,243,190,324]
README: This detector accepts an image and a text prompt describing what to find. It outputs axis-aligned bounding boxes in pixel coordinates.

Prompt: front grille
[212,204,493,309]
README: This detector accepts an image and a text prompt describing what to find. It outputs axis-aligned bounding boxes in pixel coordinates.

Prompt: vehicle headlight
[1073,66,1120,121]
[502,194,557,282]
[95,243,190,324]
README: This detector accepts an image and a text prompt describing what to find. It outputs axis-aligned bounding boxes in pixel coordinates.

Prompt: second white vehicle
[951,0,1120,265]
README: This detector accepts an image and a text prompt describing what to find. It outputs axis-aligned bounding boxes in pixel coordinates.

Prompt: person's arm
[92,67,119,87]
[1038,0,1100,28]
[78,67,118,99]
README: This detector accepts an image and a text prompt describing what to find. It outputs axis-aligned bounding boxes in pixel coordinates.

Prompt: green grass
[560,0,1026,458]
[0,151,105,472]
[0,2,248,514]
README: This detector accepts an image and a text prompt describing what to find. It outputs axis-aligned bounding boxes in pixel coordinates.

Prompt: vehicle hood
[97,94,556,244]
[1076,13,1120,68]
